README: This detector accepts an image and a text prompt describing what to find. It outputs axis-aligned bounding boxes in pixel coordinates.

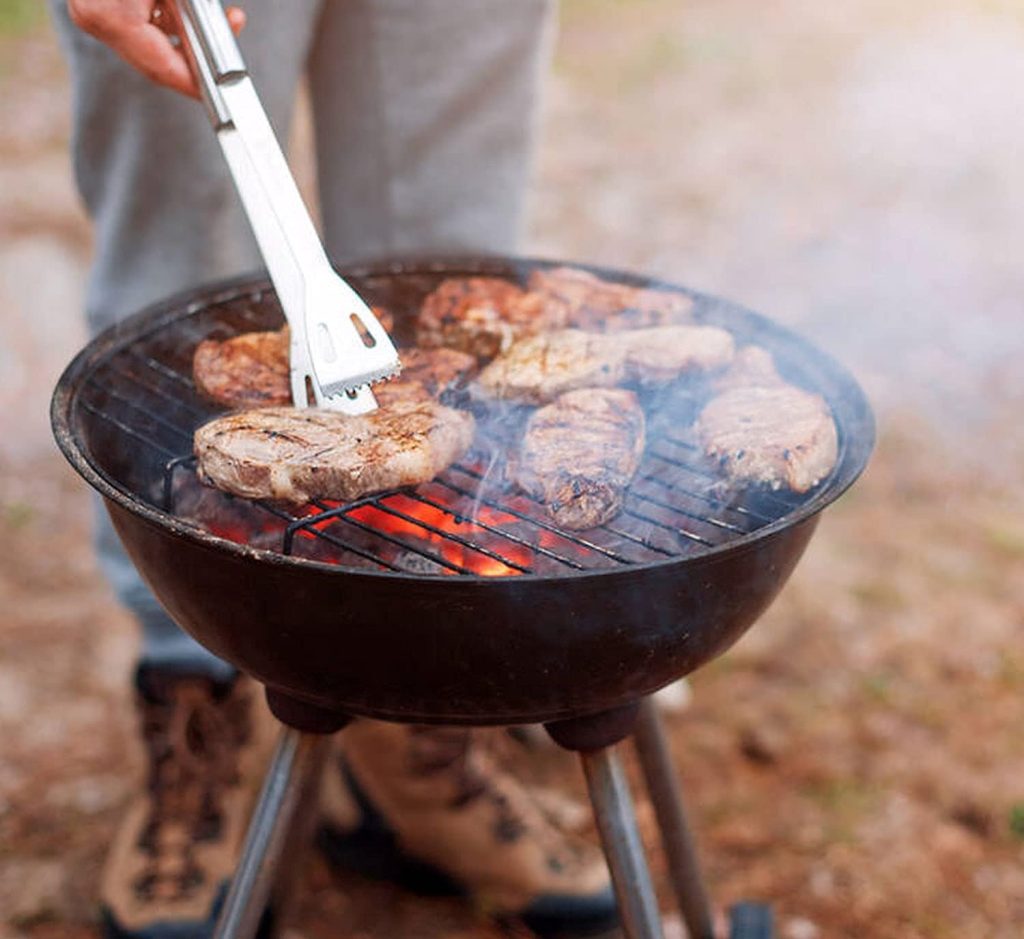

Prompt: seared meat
[415,277,563,360]
[193,320,470,411]
[415,270,696,360]
[475,325,734,405]
[511,388,645,530]
[194,400,475,504]
[193,327,292,408]
[374,347,477,407]
[476,330,622,405]
[712,344,783,390]
[618,325,734,384]
[528,266,695,331]
[695,384,838,493]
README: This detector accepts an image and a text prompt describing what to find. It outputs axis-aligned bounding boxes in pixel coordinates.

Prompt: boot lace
[133,681,250,902]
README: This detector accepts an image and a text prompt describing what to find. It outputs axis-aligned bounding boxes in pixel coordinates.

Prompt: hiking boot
[100,669,274,939]
[318,721,619,938]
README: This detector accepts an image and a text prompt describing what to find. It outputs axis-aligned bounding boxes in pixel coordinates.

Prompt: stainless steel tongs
[171,0,400,414]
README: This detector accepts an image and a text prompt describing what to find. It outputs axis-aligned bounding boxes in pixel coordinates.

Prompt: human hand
[67,0,245,98]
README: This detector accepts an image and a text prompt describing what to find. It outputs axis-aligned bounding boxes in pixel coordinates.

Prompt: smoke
[532,6,1024,477]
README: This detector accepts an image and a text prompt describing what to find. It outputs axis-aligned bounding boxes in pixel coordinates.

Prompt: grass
[1008,803,1024,841]
[0,0,44,36]
[3,502,34,530]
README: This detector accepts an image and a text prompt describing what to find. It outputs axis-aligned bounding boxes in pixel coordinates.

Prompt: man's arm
[67,0,245,97]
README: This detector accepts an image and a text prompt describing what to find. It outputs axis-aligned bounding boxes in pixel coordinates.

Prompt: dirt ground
[2,1,1024,937]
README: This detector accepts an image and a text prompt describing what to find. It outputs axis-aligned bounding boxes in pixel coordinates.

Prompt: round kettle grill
[52,257,874,939]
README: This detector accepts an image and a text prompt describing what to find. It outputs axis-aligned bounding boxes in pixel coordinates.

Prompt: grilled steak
[415,277,563,360]
[374,347,477,407]
[193,327,292,408]
[415,270,696,361]
[712,344,783,390]
[193,323,471,410]
[695,384,838,493]
[528,266,695,331]
[617,325,735,384]
[512,388,645,530]
[475,325,734,405]
[194,401,475,504]
[476,330,621,405]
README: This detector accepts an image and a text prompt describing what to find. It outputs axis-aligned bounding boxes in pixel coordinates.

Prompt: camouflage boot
[318,721,619,938]
[100,670,273,939]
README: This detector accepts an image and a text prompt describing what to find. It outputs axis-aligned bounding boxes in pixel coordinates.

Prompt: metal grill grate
[75,287,816,578]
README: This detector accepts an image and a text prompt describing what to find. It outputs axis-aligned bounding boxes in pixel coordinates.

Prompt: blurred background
[1,0,1022,936]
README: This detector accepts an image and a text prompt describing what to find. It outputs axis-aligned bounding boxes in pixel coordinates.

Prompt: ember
[348,496,533,576]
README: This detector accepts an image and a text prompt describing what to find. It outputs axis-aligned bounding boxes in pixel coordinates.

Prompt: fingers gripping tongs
[172,0,400,414]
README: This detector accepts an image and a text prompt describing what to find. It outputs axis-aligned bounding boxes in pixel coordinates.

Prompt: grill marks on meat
[695,385,838,493]
[617,325,735,384]
[712,344,783,391]
[373,347,477,407]
[194,402,475,504]
[476,330,619,405]
[414,268,696,362]
[511,389,645,530]
[415,277,561,361]
[528,266,695,331]
[475,325,735,405]
[193,326,474,410]
[193,328,292,408]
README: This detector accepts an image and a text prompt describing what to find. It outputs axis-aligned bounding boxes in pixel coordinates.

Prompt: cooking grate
[74,280,824,578]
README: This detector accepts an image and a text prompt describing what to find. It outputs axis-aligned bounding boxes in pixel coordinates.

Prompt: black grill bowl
[51,257,873,725]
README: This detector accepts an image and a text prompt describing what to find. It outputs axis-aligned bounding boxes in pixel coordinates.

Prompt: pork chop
[511,388,646,530]
[415,277,562,360]
[712,344,783,390]
[475,330,623,405]
[528,266,695,331]
[193,327,292,408]
[618,325,735,384]
[194,400,475,504]
[373,347,477,407]
[695,384,838,493]
[475,325,734,404]
[193,321,471,411]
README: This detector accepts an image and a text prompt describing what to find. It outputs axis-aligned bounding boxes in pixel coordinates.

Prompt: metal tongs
[170,0,400,414]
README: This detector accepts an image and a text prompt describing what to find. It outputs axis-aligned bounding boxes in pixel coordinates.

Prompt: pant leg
[49,0,322,676]
[307,0,557,262]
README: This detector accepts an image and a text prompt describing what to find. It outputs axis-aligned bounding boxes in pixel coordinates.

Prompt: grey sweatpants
[52,0,555,676]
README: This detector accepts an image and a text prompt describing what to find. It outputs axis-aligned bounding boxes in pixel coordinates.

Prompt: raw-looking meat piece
[194,401,475,504]
[695,384,838,493]
[415,277,564,360]
[528,266,695,331]
[475,325,734,405]
[511,388,646,530]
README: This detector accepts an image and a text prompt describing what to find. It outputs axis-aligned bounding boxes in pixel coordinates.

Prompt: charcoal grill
[52,257,873,939]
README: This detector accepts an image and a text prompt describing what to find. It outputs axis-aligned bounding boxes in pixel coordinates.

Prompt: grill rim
[52,255,875,585]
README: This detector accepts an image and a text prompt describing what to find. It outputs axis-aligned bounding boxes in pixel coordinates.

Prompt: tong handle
[170,0,329,309]
[172,0,238,130]
[169,0,395,415]
[180,0,244,81]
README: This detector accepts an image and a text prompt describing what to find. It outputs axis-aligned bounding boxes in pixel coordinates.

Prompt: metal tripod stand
[212,694,720,939]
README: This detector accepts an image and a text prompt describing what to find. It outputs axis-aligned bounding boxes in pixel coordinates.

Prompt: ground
[1,1,1023,937]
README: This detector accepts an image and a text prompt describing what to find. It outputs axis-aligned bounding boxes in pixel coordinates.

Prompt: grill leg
[546,705,663,939]
[634,696,715,939]
[212,728,331,939]
[580,746,665,939]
